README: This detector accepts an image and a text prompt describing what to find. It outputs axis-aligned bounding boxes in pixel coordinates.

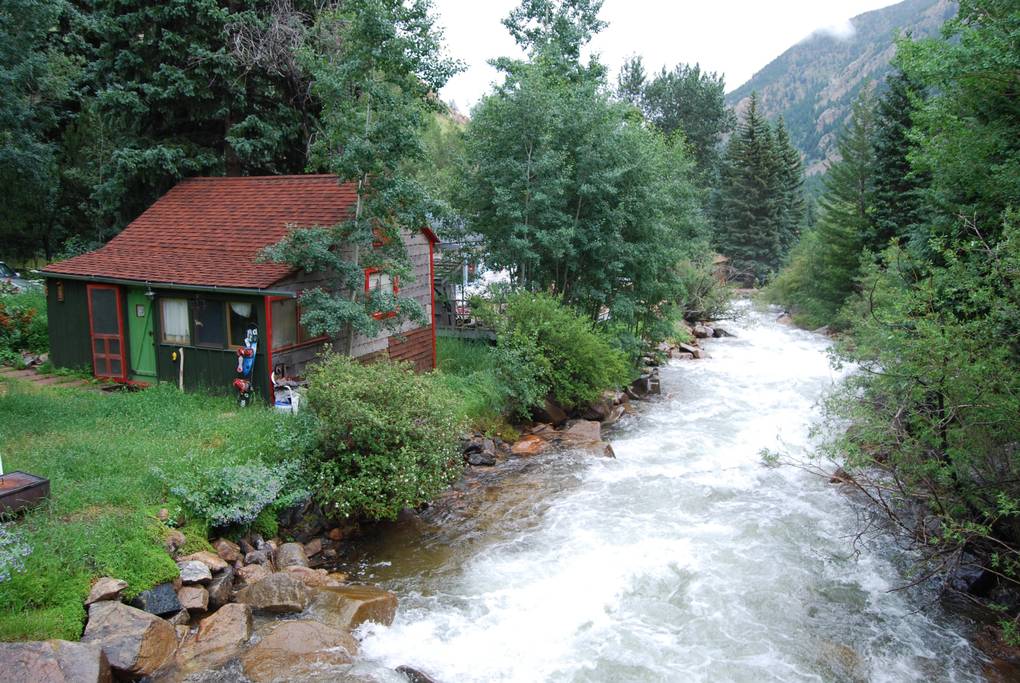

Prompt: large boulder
[177,560,212,585]
[510,435,548,457]
[308,585,398,631]
[692,324,715,338]
[178,551,229,574]
[274,542,309,569]
[0,640,113,683]
[235,571,310,613]
[241,620,357,683]
[558,420,601,444]
[81,601,177,678]
[129,583,182,618]
[85,577,128,606]
[169,603,253,676]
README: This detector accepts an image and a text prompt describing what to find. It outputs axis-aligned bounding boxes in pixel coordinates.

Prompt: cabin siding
[45,278,93,370]
[151,290,271,402]
[388,326,434,373]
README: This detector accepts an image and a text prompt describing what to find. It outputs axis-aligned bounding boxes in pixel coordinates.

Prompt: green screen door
[127,289,157,380]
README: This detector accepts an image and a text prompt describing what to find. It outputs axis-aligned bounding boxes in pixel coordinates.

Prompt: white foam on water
[358,303,985,682]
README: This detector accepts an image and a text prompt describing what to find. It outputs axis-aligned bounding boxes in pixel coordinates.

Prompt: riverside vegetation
[2,0,1018,672]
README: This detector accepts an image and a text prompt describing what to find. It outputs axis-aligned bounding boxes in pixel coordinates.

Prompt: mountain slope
[726,0,956,176]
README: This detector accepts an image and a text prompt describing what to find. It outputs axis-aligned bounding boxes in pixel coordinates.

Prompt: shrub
[673,258,732,323]
[0,290,48,358]
[156,461,308,530]
[305,354,464,520]
[490,292,632,413]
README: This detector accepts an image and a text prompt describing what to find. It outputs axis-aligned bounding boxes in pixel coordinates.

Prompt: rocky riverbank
[2,321,729,683]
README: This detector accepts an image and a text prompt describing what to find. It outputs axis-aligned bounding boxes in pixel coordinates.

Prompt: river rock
[308,585,398,630]
[81,601,177,678]
[304,538,323,558]
[177,560,212,585]
[531,397,568,427]
[396,665,439,683]
[130,583,182,617]
[207,568,234,610]
[179,551,229,573]
[237,563,272,586]
[159,603,253,680]
[0,640,113,683]
[244,549,271,566]
[275,542,309,569]
[602,404,626,427]
[511,434,548,457]
[464,436,498,466]
[713,326,735,338]
[241,620,357,683]
[692,324,714,338]
[85,577,128,606]
[557,419,601,446]
[177,586,208,613]
[235,572,309,613]
[777,313,793,325]
[212,538,241,564]
[285,565,345,589]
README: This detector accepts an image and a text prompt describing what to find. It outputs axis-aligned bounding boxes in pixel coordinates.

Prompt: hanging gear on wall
[233,325,258,407]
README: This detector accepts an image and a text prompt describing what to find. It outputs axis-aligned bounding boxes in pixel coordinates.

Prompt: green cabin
[41,175,439,403]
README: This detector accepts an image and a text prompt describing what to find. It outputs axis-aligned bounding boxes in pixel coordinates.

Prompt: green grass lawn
[0,379,297,641]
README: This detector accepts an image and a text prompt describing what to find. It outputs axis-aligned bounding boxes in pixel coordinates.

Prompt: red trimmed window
[365,268,399,319]
[270,297,327,351]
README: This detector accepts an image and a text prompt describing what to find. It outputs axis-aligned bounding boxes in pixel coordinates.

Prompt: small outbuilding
[41,175,439,402]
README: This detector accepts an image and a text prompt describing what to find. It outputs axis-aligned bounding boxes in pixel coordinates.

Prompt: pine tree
[714,92,781,281]
[808,93,877,317]
[772,117,806,258]
[868,70,926,250]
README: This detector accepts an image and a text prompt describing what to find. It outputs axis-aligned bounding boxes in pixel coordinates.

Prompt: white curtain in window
[230,302,252,318]
[162,299,190,344]
[369,272,393,292]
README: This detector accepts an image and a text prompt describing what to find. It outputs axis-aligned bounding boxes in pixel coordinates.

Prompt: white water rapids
[349,303,986,682]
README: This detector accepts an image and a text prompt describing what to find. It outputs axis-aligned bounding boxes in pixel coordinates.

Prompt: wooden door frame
[86,283,128,381]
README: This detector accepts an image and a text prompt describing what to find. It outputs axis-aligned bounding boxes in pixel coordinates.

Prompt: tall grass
[433,337,512,435]
[0,380,300,641]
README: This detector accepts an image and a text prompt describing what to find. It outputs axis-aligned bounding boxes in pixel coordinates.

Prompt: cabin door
[86,284,127,380]
[127,288,157,380]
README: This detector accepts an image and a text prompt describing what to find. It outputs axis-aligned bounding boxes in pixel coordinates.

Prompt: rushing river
[346,303,986,682]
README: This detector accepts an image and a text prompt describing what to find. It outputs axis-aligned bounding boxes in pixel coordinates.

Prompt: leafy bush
[487,292,632,414]
[156,461,307,530]
[305,354,464,520]
[673,258,732,323]
[0,290,48,359]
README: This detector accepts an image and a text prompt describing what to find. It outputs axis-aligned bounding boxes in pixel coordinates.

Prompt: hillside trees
[261,0,460,351]
[768,95,876,326]
[779,0,1020,636]
[0,0,78,259]
[713,93,805,281]
[632,61,733,182]
[461,0,707,344]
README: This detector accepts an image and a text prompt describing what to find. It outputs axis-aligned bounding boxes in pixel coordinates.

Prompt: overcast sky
[431,0,899,112]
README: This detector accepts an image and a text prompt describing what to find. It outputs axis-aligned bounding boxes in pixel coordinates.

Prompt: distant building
[41,175,439,402]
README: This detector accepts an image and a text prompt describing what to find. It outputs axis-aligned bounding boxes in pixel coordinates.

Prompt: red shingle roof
[44,175,366,290]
